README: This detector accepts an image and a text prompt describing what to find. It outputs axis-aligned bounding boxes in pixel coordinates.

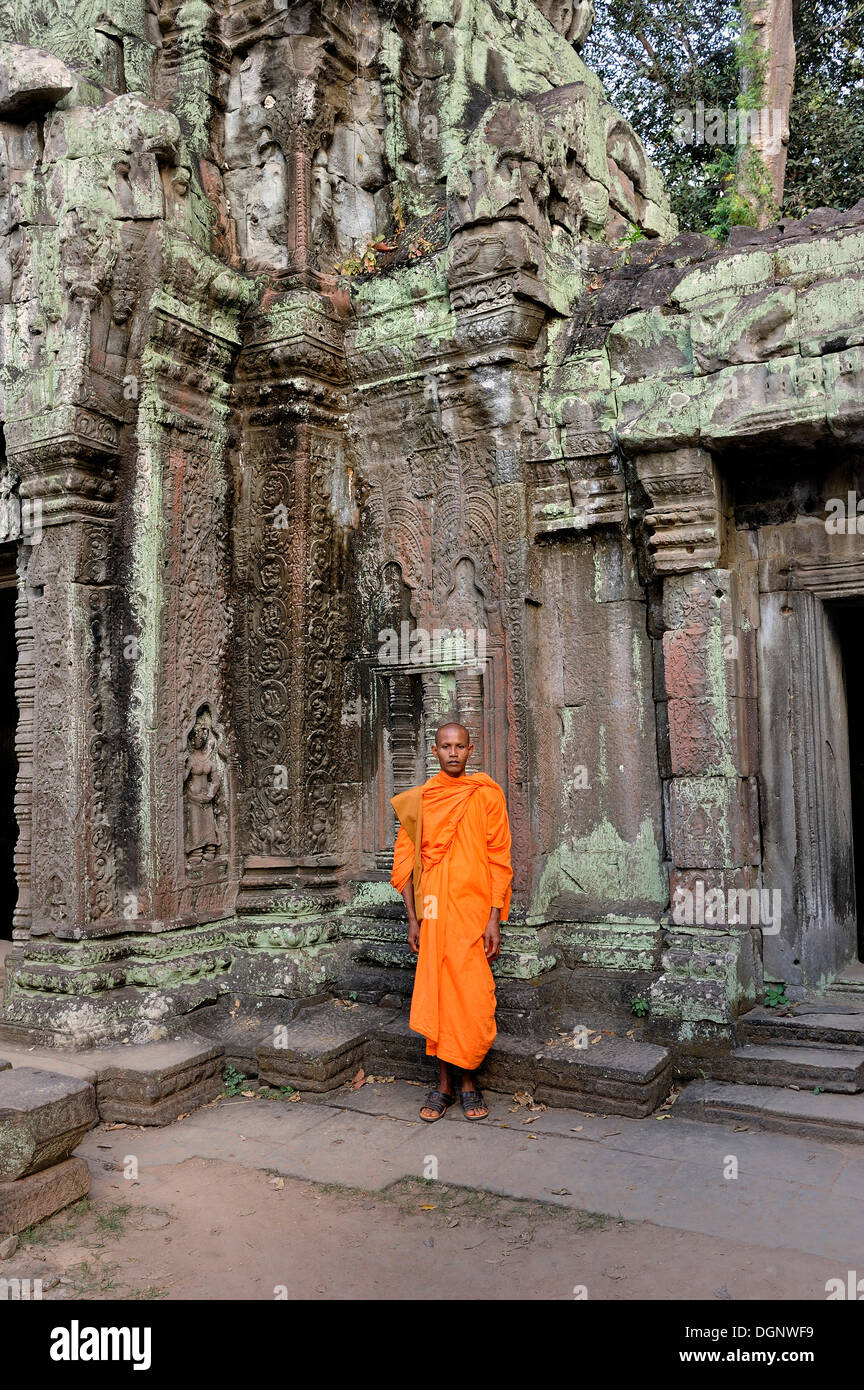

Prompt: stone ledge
[257,1001,400,1092]
[677,1078,864,1141]
[94,1037,225,1124]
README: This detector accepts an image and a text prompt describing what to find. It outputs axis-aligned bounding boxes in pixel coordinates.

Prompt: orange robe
[390,770,513,1070]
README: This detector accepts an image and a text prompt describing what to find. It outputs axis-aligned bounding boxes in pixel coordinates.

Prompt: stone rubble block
[0,42,74,116]
[0,1156,90,1235]
[0,1067,97,1182]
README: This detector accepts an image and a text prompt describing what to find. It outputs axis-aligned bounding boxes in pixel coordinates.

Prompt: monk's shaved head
[435,722,470,745]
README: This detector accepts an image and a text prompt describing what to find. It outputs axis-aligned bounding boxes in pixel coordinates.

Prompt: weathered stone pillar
[230,289,350,1000]
[636,446,762,1051]
[2,417,123,1034]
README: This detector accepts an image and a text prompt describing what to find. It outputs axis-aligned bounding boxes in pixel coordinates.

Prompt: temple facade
[2,0,864,1098]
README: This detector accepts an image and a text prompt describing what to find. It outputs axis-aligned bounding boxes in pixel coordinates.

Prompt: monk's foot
[459,1073,488,1120]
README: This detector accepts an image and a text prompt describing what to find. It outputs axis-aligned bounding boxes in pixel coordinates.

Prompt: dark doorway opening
[831,601,864,962]
[0,552,17,941]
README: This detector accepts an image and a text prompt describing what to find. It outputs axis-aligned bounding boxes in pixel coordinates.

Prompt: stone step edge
[676,1080,864,1142]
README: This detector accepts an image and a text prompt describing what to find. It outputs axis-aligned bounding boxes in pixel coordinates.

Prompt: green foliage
[784,0,864,219]
[586,1,740,233]
[222,1064,247,1096]
[764,982,789,1009]
[704,150,758,239]
[630,995,650,1017]
[585,0,864,233]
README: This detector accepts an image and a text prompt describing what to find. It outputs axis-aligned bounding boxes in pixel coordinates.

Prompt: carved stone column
[230,290,349,1000]
[1,420,124,1034]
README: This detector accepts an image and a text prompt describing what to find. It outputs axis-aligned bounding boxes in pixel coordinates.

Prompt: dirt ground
[2,1150,843,1301]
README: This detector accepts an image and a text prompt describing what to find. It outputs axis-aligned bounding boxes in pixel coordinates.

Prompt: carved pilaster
[635,446,726,575]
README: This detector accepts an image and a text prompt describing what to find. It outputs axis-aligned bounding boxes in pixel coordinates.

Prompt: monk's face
[434,725,473,777]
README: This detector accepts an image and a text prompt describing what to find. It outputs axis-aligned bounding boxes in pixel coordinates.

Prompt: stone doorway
[829,602,864,964]
[758,584,858,991]
[0,545,16,943]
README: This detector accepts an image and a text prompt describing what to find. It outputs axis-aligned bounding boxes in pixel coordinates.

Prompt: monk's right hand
[407,918,421,954]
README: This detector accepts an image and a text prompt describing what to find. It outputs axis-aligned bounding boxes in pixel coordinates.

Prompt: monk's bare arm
[402,881,421,954]
[484,906,501,962]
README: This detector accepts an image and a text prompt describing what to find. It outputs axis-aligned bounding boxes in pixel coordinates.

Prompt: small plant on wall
[764,982,789,1009]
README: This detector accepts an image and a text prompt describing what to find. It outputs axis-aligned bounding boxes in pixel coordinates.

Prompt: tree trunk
[737,0,797,225]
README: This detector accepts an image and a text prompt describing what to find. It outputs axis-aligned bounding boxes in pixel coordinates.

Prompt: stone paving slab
[328,1084,853,1189]
[72,1080,864,1264]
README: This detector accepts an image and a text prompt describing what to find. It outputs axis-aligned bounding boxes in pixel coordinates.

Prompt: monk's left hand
[484,911,501,963]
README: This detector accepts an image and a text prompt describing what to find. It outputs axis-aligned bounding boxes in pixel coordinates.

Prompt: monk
[390,723,513,1122]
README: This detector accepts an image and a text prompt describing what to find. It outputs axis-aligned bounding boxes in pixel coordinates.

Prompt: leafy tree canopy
[585,0,864,235]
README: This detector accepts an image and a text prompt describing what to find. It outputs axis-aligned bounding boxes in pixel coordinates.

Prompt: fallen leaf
[419,1204,436,1210]
[548,1188,571,1196]
[104,1123,127,1130]
[570,1125,583,1132]
[352,1068,366,1089]
[240,1090,256,1098]
[268,1176,285,1190]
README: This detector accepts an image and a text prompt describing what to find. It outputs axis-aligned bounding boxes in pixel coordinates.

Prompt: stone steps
[251,1002,676,1114]
[738,1003,864,1049]
[710,1042,864,1093]
[0,1066,96,1234]
[364,1012,674,1116]
[677,1079,864,1142]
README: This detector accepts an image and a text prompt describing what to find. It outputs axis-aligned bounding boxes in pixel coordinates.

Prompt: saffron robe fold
[390,770,513,1070]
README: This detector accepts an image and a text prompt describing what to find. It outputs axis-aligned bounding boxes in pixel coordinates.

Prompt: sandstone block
[0,1068,97,1182]
[0,1156,90,1235]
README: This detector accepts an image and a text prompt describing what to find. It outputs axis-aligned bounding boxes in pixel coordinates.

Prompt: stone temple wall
[1,0,863,1061]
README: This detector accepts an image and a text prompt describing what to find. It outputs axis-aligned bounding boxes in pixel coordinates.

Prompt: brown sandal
[459,1089,488,1120]
[420,1089,456,1122]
